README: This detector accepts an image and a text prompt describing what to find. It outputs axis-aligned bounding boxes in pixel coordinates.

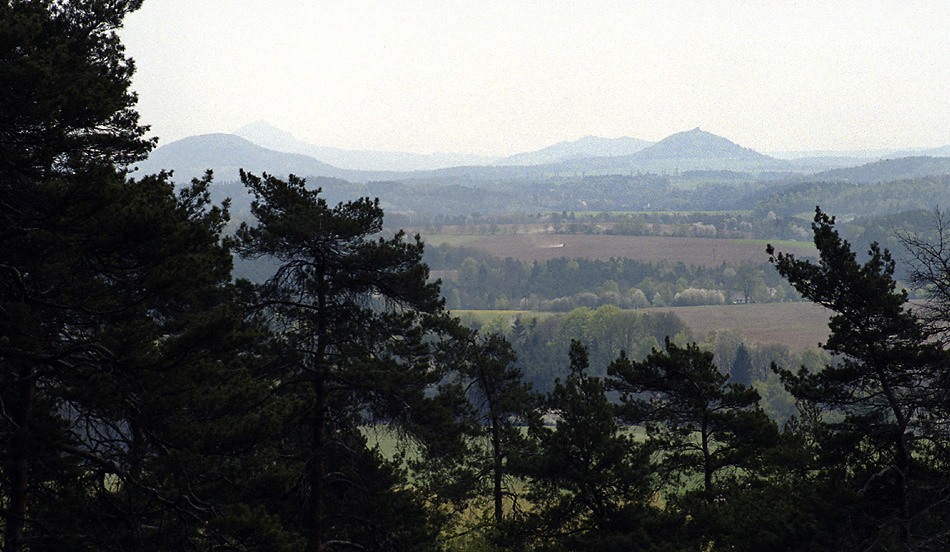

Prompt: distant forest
[207,168,950,223]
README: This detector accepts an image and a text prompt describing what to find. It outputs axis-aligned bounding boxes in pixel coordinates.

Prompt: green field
[449,309,539,322]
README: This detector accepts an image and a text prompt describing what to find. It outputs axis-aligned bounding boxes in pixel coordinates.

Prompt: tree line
[752,176,950,220]
[457,304,807,417]
[426,247,795,310]
[3,2,950,551]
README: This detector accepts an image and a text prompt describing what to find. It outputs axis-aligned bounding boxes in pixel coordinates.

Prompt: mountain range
[234,121,495,172]
[495,135,654,166]
[133,122,950,185]
[136,133,346,183]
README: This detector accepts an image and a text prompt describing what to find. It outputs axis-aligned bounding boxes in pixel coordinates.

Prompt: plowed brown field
[644,302,832,352]
[445,234,816,267]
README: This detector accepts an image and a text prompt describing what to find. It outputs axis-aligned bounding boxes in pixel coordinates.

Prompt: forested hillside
[754,175,950,218]
[3,2,950,552]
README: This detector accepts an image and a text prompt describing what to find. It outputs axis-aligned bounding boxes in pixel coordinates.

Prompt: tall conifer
[769,207,950,550]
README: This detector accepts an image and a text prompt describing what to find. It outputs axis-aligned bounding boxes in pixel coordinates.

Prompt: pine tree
[454,330,536,524]
[509,341,657,551]
[0,168,266,550]
[608,338,777,503]
[1,3,277,549]
[0,0,153,182]
[768,207,950,550]
[2,2,154,548]
[234,171,467,551]
[731,343,754,386]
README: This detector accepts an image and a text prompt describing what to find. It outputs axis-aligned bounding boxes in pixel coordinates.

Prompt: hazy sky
[121,1,950,157]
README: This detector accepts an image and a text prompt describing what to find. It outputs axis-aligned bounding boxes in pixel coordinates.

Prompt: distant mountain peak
[235,120,288,135]
[233,121,498,172]
[633,128,772,161]
[234,121,300,152]
[497,135,653,166]
[135,133,343,183]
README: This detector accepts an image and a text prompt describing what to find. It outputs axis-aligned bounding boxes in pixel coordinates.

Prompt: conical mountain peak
[632,128,771,161]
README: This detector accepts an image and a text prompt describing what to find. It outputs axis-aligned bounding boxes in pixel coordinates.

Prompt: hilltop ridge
[631,128,774,162]
[234,121,496,172]
[137,124,949,184]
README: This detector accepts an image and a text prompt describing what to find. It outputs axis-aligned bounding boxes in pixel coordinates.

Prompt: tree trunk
[701,413,713,503]
[308,375,328,552]
[877,365,912,544]
[491,413,503,523]
[897,437,911,545]
[307,275,329,552]
[129,419,145,480]
[3,371,35,552]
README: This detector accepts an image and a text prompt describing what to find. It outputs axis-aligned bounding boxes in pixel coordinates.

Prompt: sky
[120,0,950,157]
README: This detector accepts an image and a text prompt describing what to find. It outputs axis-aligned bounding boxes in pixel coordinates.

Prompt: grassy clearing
[361,425,405,460]
[449,309,545,323]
